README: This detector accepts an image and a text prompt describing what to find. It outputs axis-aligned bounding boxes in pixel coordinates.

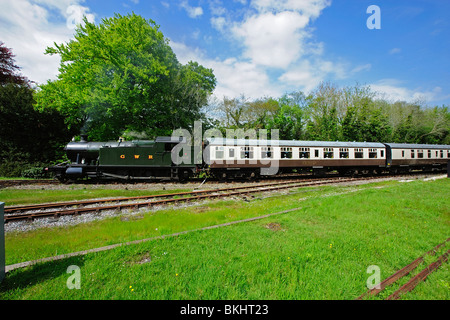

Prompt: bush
[0,160,49,179]
[0,160,27,177]
[21,166,48,179]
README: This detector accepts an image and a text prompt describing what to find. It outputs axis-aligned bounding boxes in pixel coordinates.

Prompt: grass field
[0,178,449,300]
[0,186,190,206]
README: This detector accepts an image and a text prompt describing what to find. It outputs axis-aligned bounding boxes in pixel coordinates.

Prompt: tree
[0,42,29,85]
[36,13,216,141]
[217,95,249,128]
[265,92,306,140]
[0,42,75,176]
[304,83,340,141]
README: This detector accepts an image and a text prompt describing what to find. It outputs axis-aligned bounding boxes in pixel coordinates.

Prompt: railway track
[0,173,324,188]
[357,238,450,300]
[0,179,59,189]
[1,169,442,189]
[4,176,371,223]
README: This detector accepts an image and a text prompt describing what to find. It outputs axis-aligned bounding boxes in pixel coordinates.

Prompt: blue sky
[1,0,449,105]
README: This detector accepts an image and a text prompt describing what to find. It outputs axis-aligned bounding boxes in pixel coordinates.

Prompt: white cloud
[229,0,332,70]
[251,0,331,18]
[171,41,281,99]
[278,58,348,93]
[66,4,95,29]
[389,48,401,55]
[180,1,203,19]
[351,63,372,73]
[0,0,95,84]
[211,16,226,32]
[232,11,310,68]
[183,0,349,99]
[278,60,323,92]
[251,0,331,19]
[370,79,445,103]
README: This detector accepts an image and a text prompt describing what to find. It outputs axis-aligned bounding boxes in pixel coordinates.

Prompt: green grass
[1,178,449,300]
[0,187,190,206]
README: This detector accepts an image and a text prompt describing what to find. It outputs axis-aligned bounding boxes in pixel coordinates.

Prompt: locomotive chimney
[80,134,88,142]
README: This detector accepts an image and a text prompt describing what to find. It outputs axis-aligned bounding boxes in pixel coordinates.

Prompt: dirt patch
[193,206,211,213]
[121,214,144,221]
[128,252,152,265]
[265,222,283,231]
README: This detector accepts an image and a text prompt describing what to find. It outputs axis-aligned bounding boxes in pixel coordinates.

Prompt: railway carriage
[384,143,449,172]
[205,138,387,178]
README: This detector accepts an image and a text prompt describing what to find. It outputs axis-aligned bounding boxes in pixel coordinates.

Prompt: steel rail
[386,249,449,300]
[4,177,359,223]
[4,176,354,214]
[356,238,450,300]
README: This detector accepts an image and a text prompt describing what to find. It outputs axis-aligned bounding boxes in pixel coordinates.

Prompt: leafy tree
[419,106,450,144]
[0,41,28,85]
[36,13,216,141]
[211,81,449,145]
[265,92,306,140]
[217,95,249,128]
[243,97,279,130]
[267,104,304,140]
[0,42,75,176]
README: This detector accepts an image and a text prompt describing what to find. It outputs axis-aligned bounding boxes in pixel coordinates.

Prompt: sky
[1,0,449,106]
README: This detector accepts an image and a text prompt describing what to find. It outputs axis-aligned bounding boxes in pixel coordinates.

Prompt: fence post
[0,202,4,283]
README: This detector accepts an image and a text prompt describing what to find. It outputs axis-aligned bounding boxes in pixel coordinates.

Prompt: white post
[0,202,4,283]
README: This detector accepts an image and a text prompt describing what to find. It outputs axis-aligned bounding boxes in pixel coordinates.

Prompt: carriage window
[314,149,319,158]
[402,150,405,157]
[428,150,431,158]
[281,147,293,159]
[418,150,424,158]
[448,150,450,158]
[440,150,444,158]
[261,147,272,159]
[369,149,377,158]
[380,150,384,158]
[215,146,224,159]
[435,151,438,157]
[229,148,235,158]
[339,148,349,159]
[323,148,334,159]
[240,147,253,159]
[299,147,310,159]
[411,150,415,158]
[355,148,364,159]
